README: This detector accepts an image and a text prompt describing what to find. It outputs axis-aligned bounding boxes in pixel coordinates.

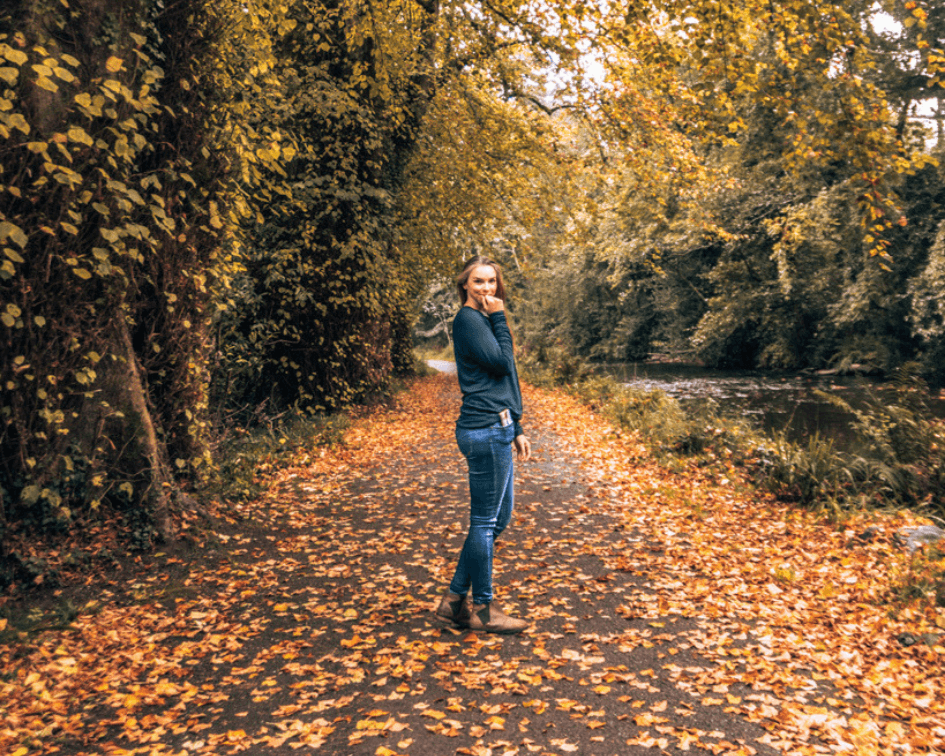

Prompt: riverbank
[1,375,942,755]
[597,362,945,450]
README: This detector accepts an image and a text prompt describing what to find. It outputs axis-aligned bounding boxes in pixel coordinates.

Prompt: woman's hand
[479,294,504,314]
[514,434,531,462]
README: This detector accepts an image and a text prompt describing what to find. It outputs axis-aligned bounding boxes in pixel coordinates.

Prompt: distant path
[426,359,457,374]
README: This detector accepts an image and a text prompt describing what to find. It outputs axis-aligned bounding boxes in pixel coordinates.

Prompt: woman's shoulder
[454,306,484,325]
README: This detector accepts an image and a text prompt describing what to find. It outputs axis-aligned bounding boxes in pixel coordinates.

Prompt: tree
[0,0,287,570]
[511,0,944,378]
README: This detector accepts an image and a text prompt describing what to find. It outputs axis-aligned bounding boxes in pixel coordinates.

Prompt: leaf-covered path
[2,376,943,755]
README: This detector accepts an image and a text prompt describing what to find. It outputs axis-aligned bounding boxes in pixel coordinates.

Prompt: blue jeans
[449,423,516,605]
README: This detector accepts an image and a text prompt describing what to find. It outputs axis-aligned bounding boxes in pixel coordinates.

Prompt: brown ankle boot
[434,593,471,627]
[468,602,528,634]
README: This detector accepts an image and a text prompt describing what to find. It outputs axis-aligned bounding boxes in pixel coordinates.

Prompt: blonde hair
[456,255,507,305]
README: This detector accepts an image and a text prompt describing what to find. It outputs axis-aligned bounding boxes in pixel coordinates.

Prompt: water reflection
[599,363,945,451]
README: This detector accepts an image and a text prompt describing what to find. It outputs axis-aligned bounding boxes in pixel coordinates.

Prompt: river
[598,363,945,451]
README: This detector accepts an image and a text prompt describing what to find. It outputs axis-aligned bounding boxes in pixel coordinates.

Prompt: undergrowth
[522,349,945,518]
[520,348,762,468]
[199,412,351,504]
[760,368,945,517]
[414,345,456,363]
[888,541,945,613]
[521,349,945,608]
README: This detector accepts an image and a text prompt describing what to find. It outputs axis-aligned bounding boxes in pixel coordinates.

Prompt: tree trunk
[117,317,176,541]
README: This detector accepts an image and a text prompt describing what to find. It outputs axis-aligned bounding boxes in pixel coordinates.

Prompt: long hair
[456,255,507,305]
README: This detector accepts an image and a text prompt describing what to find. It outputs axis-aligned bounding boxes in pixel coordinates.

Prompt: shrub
[518,339,595,388]
[200,412,350,505]
[758,366,945,516]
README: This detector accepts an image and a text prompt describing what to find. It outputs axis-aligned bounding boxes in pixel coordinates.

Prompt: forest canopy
[0,0,943,570]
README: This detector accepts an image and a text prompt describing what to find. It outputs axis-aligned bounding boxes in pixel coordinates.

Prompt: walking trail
[1,375,942,756]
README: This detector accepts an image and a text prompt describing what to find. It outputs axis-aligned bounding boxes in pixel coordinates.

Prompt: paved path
[9,375,876,755]
[143,376,778,756]
[426,359,457,375]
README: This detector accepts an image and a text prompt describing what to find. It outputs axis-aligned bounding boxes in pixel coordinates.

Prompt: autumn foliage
[1,1,944,584]
[0,0,238,553]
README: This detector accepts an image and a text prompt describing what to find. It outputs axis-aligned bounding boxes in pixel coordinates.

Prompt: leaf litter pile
[2,375,943,756]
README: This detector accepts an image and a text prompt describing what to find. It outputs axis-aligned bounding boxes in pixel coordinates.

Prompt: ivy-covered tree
[0,0,287,571]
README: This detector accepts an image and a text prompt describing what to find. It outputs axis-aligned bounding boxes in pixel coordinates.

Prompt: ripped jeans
[448,422,516,605]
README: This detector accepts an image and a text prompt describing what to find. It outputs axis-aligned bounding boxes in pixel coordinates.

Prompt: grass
[888,541,945,612]
[413,345,456,363]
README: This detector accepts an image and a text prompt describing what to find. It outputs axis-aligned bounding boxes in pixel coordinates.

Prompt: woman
[435,255,532,634]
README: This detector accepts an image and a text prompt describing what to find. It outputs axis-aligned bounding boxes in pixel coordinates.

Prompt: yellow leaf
[4,112,30,134]
[106,56,124,73]
[67,126,94,146]
[2,48,28,65]
[36,75,59,92]
[0,221,27,248]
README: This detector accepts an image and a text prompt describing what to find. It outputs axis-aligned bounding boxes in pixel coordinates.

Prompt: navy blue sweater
[453,307,524,438]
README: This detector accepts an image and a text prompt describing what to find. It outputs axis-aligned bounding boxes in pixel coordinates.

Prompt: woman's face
[464,264,498,303]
